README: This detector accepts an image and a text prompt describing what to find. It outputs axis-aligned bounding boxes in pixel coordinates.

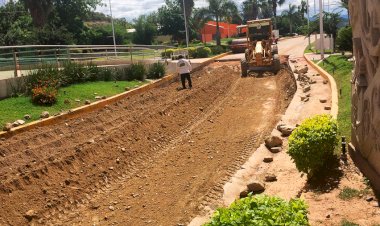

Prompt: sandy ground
[0,60,295,225]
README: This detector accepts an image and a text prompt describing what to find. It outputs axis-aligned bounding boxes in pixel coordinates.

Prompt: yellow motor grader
[241,19,280,77]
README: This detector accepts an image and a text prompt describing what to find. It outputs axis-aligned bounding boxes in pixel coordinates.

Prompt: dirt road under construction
[0,57,297,225]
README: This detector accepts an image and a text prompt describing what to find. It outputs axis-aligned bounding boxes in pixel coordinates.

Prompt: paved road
[218,36,316,62]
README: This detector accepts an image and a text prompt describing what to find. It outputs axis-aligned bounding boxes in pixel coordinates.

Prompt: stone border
[0,52,230,139]
[303,54,339,118]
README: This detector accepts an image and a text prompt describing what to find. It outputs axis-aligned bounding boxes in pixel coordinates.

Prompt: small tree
[336,26,353,52]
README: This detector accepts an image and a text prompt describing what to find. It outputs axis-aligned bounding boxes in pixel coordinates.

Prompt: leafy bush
[60,61,87,86]
[205,195,309,226]
[336,26,353,52]
[288,114,339,178]
[196,47,212,58]
[25,64,60,94]
[125,63,146,81]
[161,48,174,58]
[31,79,59,105]
[147,62,166,79]
[98,67,116,81]
[86,63,102,81]
[210,45,226,55]
[187,47,197,58]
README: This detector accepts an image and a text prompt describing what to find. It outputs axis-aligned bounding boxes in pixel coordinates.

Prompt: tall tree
[198,0,238,46]
[157,0,186,42]
[21,0,53,27]
[242,0,273,22]
[177,0,194,21]
[271,0,285,30]
[133,14,157,45]
[281,4,297,34]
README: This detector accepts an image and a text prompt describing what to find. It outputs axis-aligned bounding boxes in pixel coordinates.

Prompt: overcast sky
[96,0,345,22]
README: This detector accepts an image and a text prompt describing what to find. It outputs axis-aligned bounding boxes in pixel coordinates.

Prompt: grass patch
[0,80,145,126]
[317,55,354,143]
[341,219,360,226]
[338,186,371,200]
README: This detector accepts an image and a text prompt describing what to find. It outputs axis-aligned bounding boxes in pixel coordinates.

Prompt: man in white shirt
[176,55,192,90]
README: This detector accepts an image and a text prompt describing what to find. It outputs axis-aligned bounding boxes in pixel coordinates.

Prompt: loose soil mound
[0,62,295,225]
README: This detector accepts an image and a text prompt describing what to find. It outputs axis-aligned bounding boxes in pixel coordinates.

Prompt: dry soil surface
[0,61,295,225]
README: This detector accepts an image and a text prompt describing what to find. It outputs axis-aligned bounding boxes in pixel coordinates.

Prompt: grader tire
[241,59,248,77]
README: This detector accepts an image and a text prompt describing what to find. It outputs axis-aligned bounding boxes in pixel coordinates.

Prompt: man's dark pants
[180,73,192,89]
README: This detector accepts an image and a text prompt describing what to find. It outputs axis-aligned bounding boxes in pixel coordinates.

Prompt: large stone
[270,147,282,153]
[277,124,296,136]
[303,86,311,93]
[12,120,25,127]
[3,123,12,131]
[265,136,283,148]
[265,174,277,182]
[263,156,273,163]
[247,180,265,193]
[297,65,309,74]
[24,114,31,120]
[24,209,37,221]
[40,111,50,119]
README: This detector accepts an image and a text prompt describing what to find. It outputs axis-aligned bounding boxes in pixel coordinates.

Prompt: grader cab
[241,19,281,77]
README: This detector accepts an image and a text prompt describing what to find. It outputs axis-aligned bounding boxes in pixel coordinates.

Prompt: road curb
[0,52,230,139]
[304,54,339,119]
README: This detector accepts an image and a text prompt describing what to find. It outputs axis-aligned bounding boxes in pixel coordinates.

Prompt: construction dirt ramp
[0,61,296,225]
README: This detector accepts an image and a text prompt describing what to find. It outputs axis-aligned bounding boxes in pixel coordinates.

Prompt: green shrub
[60,61,87,86]
[25,64,60,94]
[187,47,197,58]
[147,62,166,79]
[196,47,212,58]
[288,114,339,178]
[205,195,309,226]
[98,67,116,81]
[210,45,226,55]
[336,26,353,52]
[86,63,101,81]
[161,48,174,58]
[31,79,59,106]
[125,63,146,81]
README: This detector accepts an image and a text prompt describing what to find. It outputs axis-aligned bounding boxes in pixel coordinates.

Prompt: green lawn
[318,55,354,142]
[0,80,145,126]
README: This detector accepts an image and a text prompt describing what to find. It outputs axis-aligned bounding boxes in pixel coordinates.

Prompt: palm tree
[198,0,238,46]
[242,0,272,22]
[177,0,194,21]
[281,4,297,34]
[271,0,286,30]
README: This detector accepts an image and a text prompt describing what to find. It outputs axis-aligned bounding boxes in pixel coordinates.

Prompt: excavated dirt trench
[0,61,296,226]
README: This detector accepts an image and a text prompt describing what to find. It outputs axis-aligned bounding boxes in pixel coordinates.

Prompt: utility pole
[319,0,324,59]
[307,0,311,49]
[182,0,189,49]
[109,0,117,56]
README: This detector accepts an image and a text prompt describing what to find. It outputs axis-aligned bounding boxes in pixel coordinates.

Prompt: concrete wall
[350,0,380,186]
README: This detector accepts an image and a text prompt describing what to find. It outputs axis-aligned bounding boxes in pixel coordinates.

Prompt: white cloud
[96,0,346,22]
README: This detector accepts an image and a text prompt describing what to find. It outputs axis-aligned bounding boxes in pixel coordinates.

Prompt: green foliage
[338,187,371,200]
[161,49,175,58]
[25,64,61,94]
[133,15,157,45]
[341,219,360,226]
[125,63,146,81]
[336,26,353,52]
[147,62,166,79]
[187,47,197,58]
[60,61,88,86]
[288,114,339,178]
[205,195,309,226]
[317,56,353,142]
[209,45,226,55]
[196,47,212,58]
